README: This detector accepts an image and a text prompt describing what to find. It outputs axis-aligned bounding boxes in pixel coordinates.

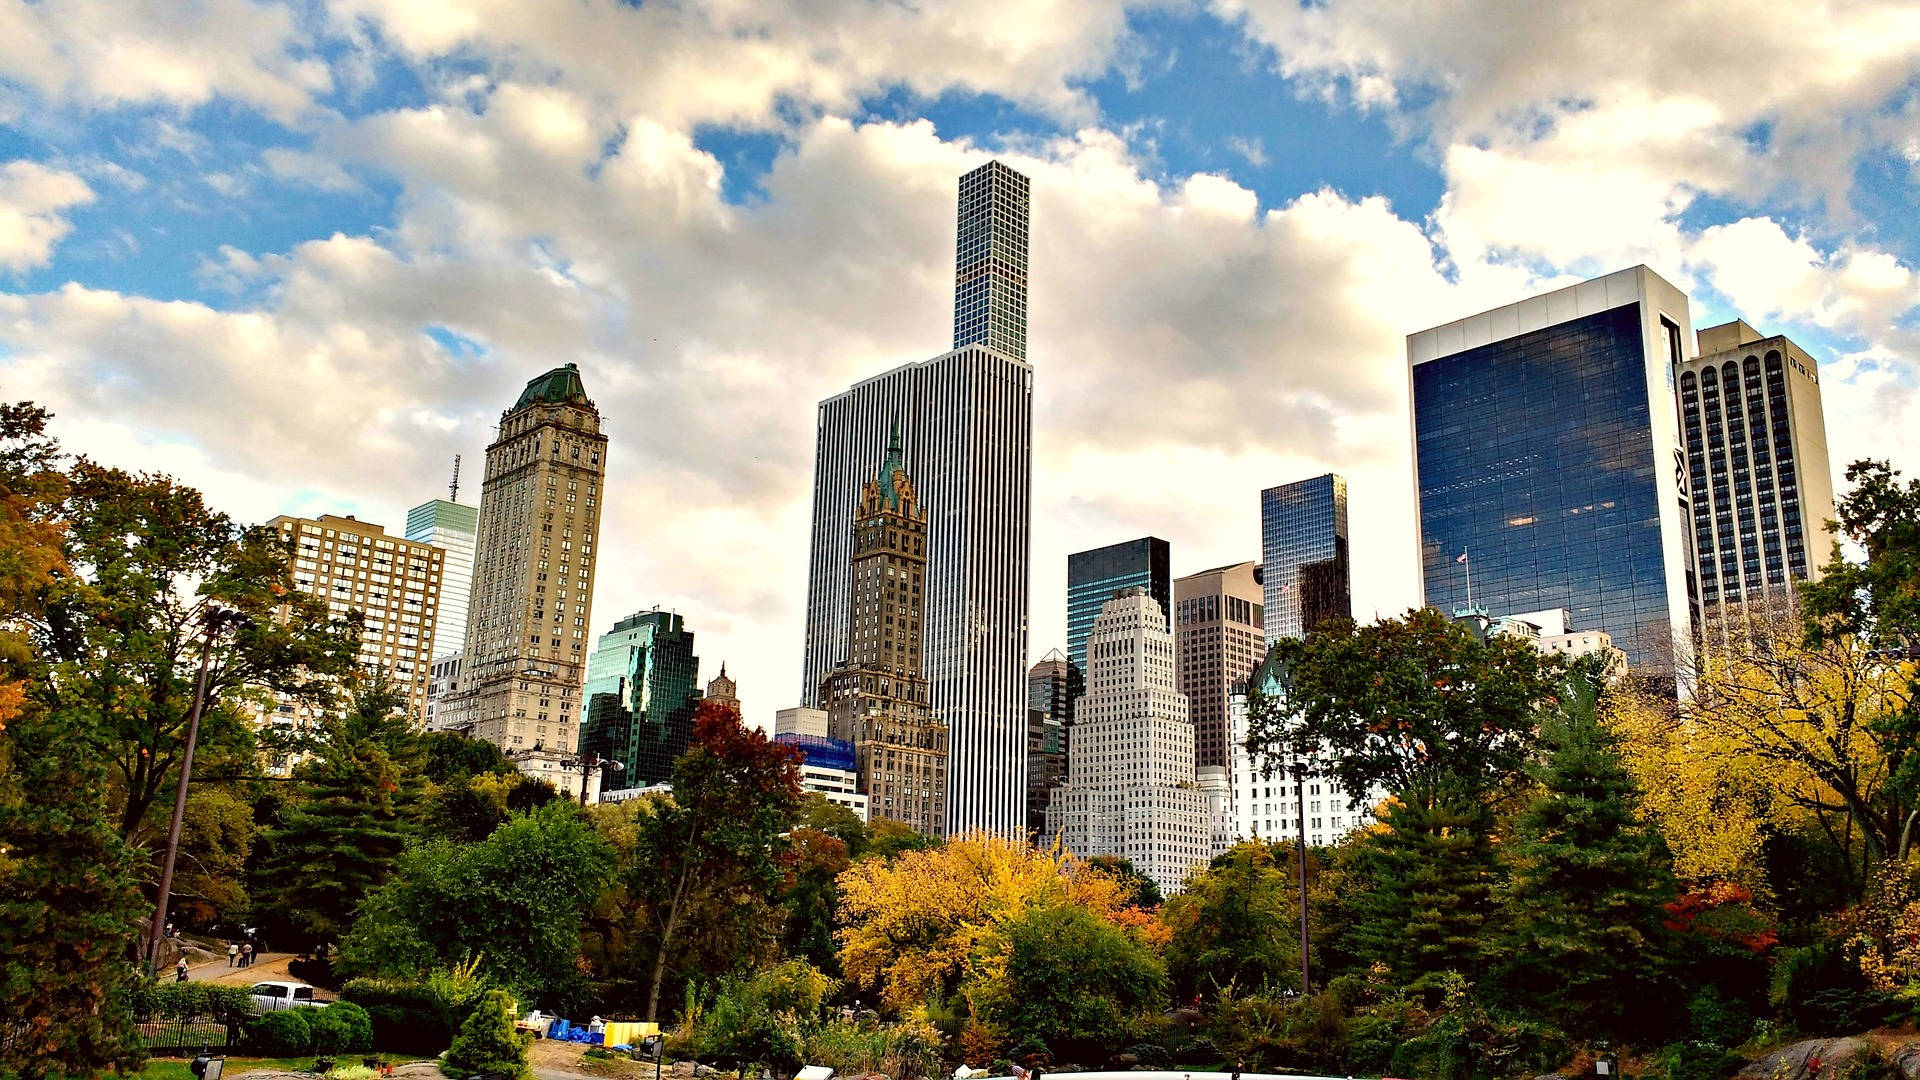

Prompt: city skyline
[4,3,1919,720]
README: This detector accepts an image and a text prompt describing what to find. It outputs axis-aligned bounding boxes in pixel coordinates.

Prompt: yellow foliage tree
[835,830,1133,1015]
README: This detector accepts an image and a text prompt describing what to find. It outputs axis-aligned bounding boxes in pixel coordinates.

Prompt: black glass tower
[1066,537,1171,707]
[577,610,700,789]
[1259,474,1350,640]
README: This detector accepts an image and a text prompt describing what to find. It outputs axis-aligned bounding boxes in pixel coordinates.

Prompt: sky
[2,0,1918,722]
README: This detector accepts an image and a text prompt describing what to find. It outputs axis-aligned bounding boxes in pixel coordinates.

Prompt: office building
[819,428,949,837]
[1067,537,1171,713]
[1408,266,1699,672]
[404,496,478,657]
[1260,475,1350,640]
[1678,320,1836,612]
[953,160,1031,361]
[435,364,608,749]
[1174,561,1265,771]
[802,162,1033,836]
[267,514,444,725]
[424,654,461,730]
[775,733,871,821]
[1046,589,1208,894]
[1026,651,1071,838]
[775,707,829,738]
[1228,652,1379,848]
[578,610,701,790]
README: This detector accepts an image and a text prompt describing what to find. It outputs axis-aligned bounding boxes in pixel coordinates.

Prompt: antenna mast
[450,454,462,503]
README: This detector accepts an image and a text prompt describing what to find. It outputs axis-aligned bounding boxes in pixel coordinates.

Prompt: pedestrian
[227,943,239,967]
[175,957,189,982]
[241,942,253,968]
[1233,1059,1246,1080]
[165,921,176,939]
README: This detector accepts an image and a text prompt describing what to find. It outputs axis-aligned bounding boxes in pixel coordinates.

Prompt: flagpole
[1465,549,1471,610]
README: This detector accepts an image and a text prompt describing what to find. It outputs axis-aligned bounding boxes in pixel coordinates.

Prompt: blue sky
[2,0,1917,712]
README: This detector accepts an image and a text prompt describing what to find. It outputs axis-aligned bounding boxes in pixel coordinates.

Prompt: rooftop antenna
[449,454,462,503]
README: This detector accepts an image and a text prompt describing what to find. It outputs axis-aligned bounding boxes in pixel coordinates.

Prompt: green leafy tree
[629,698,802,1020]
[169,786,257,926]
[864,817,938,861]
[781,826,853,974]
[797,792,870,858]
[1088,854,1165,908]
[1161,842,1295,1001]
[440,989,530,1080]
[985,902,1167,1054]
[419,731,515,784]
[0,403,147,1078]
[254,680,425,950]
[1491,656,1679,1038]
[423,774,511,844]
[340,801,617,1005]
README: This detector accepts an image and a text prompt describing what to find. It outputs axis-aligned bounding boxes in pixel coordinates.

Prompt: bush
[441,990,529,1080]
[1685,985,1754,1047]
[800,1018,940,1080]
[1647,1040,1746,1080]
[131,980,257,1022]
[250,1009,314,1055]
[289,955,339,989]
[311,1001,374,1054]
[341,977,458,1055]
[1772,941,1901,1033]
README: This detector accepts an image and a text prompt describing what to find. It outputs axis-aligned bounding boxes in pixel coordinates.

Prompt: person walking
[174,957,189,982]
[227,942,239,967]
[241,942,253,968]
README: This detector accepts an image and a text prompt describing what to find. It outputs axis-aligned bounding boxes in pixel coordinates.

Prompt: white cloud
[262,147,360,192]
[0,160,94,271]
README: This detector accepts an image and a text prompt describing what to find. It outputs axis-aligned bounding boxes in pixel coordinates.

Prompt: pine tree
[255,680,425,950]
[440,989,530,1080]
[1492,656,1677,1039]
[1348,777,1499,989]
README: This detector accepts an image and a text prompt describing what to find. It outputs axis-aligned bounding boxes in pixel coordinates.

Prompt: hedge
[341,977,459,1055]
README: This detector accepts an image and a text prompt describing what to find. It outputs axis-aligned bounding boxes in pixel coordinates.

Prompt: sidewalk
[186,952,295,983]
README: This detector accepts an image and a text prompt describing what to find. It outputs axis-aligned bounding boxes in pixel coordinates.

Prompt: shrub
[1685,985,1754,1047]
[1772,940,1900,1033]
[250,1009,314,1056]
[441,990,530,1080]
[132,980,257,1022]
[341,977,458,1055]
[1646,1040,1746,1080]
[289,955,338,989]
[800,1019,941,1080]
[311,1001,375,1054]
[694,962,834,1070]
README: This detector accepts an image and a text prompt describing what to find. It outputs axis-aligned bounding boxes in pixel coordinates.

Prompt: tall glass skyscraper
[1260,474,1350,640]
[1066,537,1171,695]
[1407,266,1699,672]
[404,498,477,657]
[578,610,700,790]
[803,161,1033,836]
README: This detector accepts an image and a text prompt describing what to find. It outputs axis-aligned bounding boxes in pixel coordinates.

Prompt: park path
[184,952,296,983]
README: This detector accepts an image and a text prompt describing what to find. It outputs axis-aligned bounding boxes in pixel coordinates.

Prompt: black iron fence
[138,1015,240,1053]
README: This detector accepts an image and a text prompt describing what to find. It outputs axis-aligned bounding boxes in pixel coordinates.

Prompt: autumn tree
[1088,854,1165,909]
[781,826,853,974]
[1161,842,1296,1001]
[981,903,1167,1058]
[628,699,803,1021]
[0,403,147,1077]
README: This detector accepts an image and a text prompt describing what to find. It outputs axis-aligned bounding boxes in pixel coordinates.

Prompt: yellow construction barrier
[603,1021,659,1047]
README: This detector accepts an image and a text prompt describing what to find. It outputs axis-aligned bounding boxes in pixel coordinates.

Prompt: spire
[879,419,906,511]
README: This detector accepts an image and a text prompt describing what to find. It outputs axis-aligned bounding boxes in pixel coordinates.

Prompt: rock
[1738,1037,1872,1080]
[670,1060,698,1078]
[1111,1055,1139,1068]
[694,1065,720,1078]
[1891,1042,1920,1080]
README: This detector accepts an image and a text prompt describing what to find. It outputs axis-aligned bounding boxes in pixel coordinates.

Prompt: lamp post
[1291,746,1313,998]
[147,605,251,974]
[563,752,623,806]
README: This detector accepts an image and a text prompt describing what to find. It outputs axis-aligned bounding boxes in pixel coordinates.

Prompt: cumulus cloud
[0,160,94,271]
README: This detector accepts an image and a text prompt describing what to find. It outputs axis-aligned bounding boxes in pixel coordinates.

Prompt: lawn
[137,1054,430,1079]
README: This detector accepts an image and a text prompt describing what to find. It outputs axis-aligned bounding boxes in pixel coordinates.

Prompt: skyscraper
[1678,320,1836,612]
[437,364,608,750]
[820,427,948,837]
[1260,474,1350,640]
[578,610,701,790]
[953,161,1031,361]
[1173,561,1264,771]
[265,513,443,725]
[404,497,477,657]
[1066,537,1171,708]
[1046,589,1208,894]
[802,162,1034,836]
[1408,266,1699,671]
[1025,650,1071,839]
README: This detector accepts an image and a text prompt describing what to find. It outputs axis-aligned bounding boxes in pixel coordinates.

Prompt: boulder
[1890,1042,1920,1080]
[670,1060,698,1079]
[1738,1037,1872,1080]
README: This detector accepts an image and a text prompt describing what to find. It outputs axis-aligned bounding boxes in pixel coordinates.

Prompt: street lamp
[562,752,624,806]
[1289,743,1315,998]
[147,605,252,974]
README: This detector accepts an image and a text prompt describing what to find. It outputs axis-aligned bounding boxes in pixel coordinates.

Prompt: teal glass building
[577,610,701,789]
[1066,537,1170,703]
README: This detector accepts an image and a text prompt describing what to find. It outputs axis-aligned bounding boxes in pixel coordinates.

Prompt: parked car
[249,982,319,1013]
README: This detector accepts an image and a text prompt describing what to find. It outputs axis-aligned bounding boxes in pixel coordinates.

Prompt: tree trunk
[645,862,694,1022]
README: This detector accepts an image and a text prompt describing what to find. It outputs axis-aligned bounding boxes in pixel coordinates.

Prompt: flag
[1456,550,1468,564]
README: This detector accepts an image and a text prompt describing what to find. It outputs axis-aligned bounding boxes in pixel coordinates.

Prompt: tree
[169,787,257,927]
[1491,657,1679,1039]
[985,903,1167,1056]
[29,461,360,843]
[1248,608,1563,802]
[628,699,802,1021]
[797,793,870,858]
[440,989,530,1080]
[780,826,853,974]
[254,681,425,950]
[836,831,1134,1015]
[340,802,617,1006]
[1346,777,1500,990]
[864,817,939,861]
[1088,854,1165,909]
[419,731,515,784]
[1161,842,1295,1001]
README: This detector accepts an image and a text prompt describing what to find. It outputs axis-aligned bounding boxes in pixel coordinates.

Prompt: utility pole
[147,607,248,974]
[1293,753,1311,997]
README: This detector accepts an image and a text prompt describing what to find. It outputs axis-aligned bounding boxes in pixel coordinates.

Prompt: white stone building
[1046,589,1208,894]
[1228,678,1380,850]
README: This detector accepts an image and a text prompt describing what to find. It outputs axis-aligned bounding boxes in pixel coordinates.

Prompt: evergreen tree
[1492,656,1678,1039]
[254,680,425,950]
[1348,777,1499,990]
[440,989,530,1080]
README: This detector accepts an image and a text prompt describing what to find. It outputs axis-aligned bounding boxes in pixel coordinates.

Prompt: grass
[137,1053,431,1079]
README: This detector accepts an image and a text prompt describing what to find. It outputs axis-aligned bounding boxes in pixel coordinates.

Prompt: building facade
[819,429,949,837]
[705,664,739,710]
[404,498,478,657]
[578,610,701,790]
[802,162,1033,837]
[267,513,444,724]
[1408,266,1700,673]
[774,733,871,821]
[1067,537,1171,715]
[1174,561,1265,771]
[1678,320,1836,613]
[436,364,608,749]
[1025,651,1071,839]
[953,160,1031,361]
[1046,589,1208,894]
[1260,475,1350,641]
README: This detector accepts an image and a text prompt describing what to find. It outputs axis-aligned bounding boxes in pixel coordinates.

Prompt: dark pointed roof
[513,363,593,411]
[878,419,906,511]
